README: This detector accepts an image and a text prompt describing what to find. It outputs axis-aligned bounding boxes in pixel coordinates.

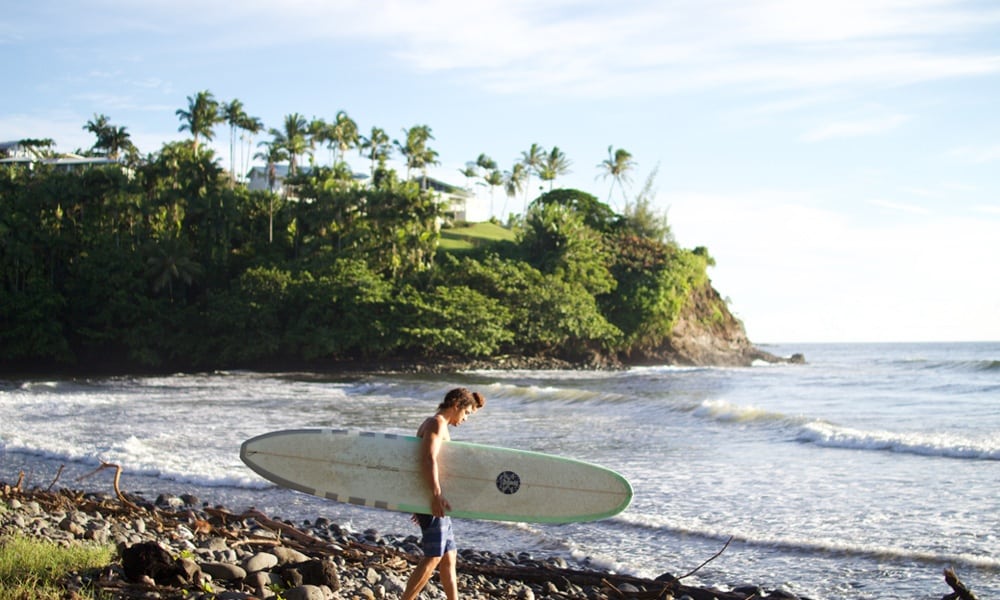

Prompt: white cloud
[667,187,1000,343]
[47,0,1000,99]
[722,0,1000,43]
[802,114,910,142]
[0,113,93,153]
[949,144,1000,164]
[867,198,932,215]
[372,0,1000,96]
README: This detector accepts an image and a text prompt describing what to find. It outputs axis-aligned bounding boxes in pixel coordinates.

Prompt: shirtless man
[401,388,485,600]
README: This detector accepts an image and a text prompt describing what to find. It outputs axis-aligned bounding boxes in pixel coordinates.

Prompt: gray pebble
[284,585,328,600]
[201,561,248,581]
[243,551,279,573]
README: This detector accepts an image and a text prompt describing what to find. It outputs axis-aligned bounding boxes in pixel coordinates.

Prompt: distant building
[246,164,293,194]
[0,140,119,171]
[246,165,470,222]
[0,140,38,160]
[422,176,472,222]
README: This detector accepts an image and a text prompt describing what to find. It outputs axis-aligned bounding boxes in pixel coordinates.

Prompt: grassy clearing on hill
[439,222,516,250]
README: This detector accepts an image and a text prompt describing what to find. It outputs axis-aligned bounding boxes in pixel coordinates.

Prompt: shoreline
[1,478,800,600]
[0,344,803,380]
[0,355,609,381]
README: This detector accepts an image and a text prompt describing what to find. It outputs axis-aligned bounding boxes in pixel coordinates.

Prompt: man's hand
[431,493,451,517]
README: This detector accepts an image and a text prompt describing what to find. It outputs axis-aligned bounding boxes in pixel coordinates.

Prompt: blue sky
[3,0,999,344]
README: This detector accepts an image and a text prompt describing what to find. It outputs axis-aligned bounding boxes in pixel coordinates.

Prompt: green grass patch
[440,221,517,250]
[0,533,115,600]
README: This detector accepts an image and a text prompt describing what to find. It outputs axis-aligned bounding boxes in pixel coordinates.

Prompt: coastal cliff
[622,281,798,368]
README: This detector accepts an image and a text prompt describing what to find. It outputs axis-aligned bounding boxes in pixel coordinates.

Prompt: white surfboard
[240,429,632,523]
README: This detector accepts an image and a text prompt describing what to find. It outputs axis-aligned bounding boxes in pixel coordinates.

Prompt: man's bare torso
[417,414,450,441]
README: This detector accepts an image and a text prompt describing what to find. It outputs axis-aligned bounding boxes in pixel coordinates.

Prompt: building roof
[422,176,470,197]
[0,156,118,166]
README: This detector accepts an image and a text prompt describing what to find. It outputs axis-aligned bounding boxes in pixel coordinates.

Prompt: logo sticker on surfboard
[496,470,521,494]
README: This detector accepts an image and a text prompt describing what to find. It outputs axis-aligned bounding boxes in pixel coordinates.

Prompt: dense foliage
[0,145,717,371]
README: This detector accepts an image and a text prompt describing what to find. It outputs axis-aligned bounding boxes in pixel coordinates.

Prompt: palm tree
[102,125,135,160]
[238,114,264,183]
[520,143,546,210]
[503,162,527,218]
[269,113,310,176]
[539,146,572,191]
[597,145,637,210]
[484,168,503,219]
[83,114,134,160]
[145,239,203,300]
[360,126,391,180]
[475,153,497,173]
[459,163,479,190]
[254,140,287,192]
[83,114,112,155]
[309,117,331,164]
[223,99,247,182]
[254,140,289,242]
[394,125,438,187]
[330,111,359,166]
[83,114,111,144]
[474,153,499,217]
[175,90,222,152]
[419,146,440,189]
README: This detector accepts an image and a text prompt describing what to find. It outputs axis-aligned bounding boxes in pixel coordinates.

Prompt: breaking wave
[797,421,1000,460]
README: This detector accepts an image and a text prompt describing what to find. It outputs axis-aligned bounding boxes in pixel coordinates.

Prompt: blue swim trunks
[414,514,456,557]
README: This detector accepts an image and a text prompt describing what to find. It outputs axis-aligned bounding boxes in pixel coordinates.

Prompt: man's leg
[438,549,459,600]
[402,556,441,600]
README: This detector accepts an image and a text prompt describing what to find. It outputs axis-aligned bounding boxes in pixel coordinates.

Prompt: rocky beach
[1,474,980,600]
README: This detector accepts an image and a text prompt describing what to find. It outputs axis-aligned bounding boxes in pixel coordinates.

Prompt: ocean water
[1,342,997,599]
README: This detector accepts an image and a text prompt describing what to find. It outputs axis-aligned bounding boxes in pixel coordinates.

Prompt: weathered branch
[240,508,333,549]
[942,568,978,600]
[678,535,734,580]
[77,461,141,511]
[46,465,65,492]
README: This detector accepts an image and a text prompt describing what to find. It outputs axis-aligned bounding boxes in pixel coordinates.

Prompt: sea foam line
[0,438,270,491]
[613,514,1000,571]
[797,422,1000,460]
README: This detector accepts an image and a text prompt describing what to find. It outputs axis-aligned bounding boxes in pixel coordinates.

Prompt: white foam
[797,421,1000,460]
[614,513,1000,571]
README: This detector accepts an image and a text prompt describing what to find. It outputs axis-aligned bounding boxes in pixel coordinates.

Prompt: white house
[0,140,119,171]
[246,165,471,222]
[421,176,472,222]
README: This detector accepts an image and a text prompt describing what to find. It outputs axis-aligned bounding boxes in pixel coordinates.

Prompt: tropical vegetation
[0,92,724,372]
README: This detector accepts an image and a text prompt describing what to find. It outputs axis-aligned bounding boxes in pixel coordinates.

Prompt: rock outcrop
[629,281,802,367]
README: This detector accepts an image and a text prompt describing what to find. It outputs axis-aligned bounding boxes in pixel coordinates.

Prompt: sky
[3,0,999,344]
